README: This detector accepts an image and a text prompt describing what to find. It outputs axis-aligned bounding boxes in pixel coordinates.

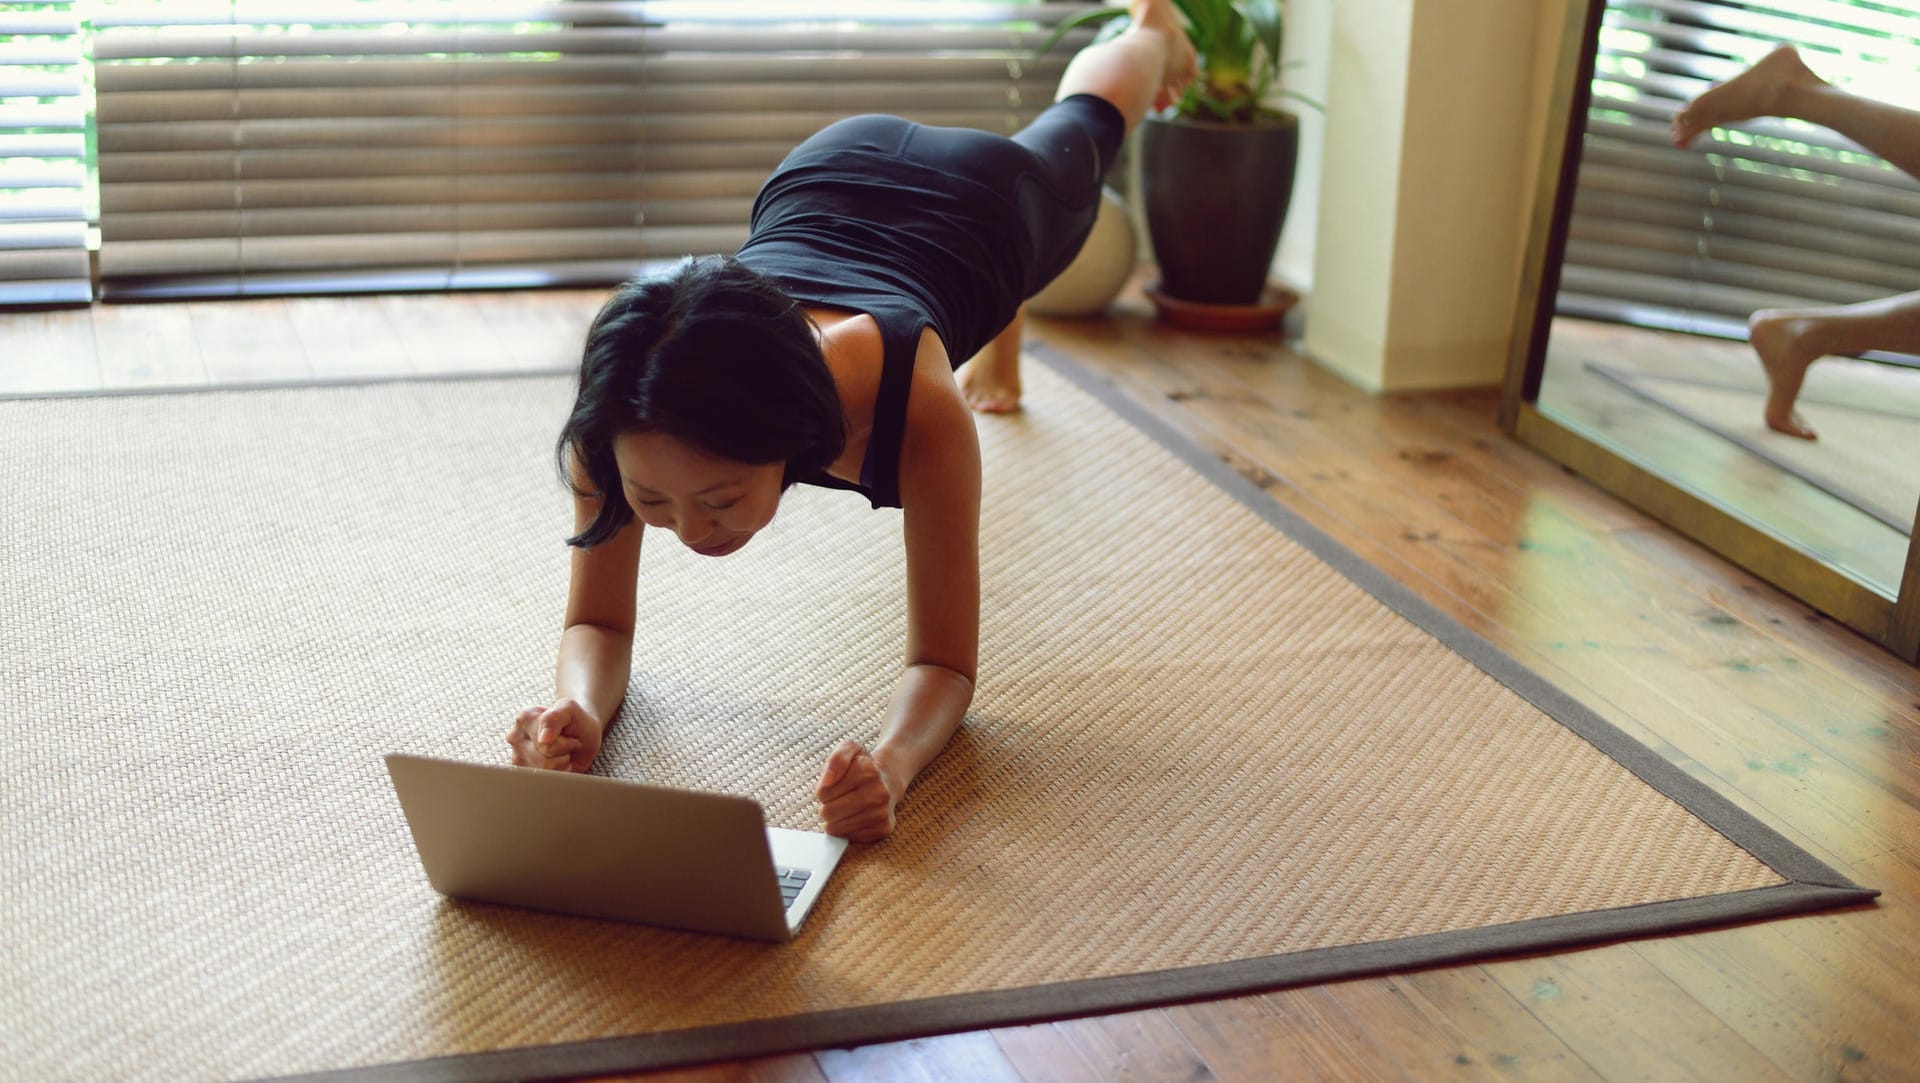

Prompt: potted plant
[1048,1,1313,313]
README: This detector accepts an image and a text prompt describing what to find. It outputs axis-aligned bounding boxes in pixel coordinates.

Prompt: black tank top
[735,117,1034,509]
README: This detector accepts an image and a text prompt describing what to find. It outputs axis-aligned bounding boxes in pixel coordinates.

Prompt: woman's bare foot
[1129,0,1197,109]
[956,354,1022,414]
[958,310,1024,413]
[1747,309,1822,440]
[1671,44,1825,148]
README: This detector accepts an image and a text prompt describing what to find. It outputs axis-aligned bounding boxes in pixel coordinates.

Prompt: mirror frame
[1500,0,1920,664]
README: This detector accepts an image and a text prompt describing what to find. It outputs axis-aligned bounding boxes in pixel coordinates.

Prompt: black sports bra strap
[860,311,921,509]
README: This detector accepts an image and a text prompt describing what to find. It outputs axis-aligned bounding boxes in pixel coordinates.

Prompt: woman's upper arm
[896,337,981,680]
[561,453,641,635]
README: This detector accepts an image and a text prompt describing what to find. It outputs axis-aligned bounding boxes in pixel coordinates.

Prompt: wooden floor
[6,288,1918,1081]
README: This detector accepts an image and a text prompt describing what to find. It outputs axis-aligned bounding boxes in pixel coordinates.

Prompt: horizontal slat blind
[1560,0,1920,340]
[93,1,1088,299]
[0,1,91,306]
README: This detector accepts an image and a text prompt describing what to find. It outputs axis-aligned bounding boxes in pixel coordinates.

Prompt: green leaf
[1277,89,1326,113]
[1033,5,1131,59]
[1173,0,1228,53]
[1235,0,1284,69]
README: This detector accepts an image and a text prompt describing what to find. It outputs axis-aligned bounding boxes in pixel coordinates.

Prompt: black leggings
[785,94,1127,297]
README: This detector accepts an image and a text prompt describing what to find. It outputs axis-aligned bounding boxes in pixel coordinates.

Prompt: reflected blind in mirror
[1560,0,1920,345]
[0,1,90,306]
[93,1,1085,300]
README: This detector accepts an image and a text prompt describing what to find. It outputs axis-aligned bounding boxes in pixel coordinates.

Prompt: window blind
[91,0,1088,300]
[0,0,90,306]
[1557,0,1920,343]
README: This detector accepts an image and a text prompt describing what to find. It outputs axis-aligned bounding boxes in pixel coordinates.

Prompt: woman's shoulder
[813,309,884,390]
[903,332,968,450]
[895,332,979,512]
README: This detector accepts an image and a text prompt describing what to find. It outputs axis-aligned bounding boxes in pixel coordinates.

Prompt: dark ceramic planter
[1138,111,1301,306]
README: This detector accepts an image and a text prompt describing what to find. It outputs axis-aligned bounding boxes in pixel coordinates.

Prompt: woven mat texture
[1,363,1783,1081]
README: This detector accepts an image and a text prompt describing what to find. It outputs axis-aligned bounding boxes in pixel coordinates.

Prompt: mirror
[1506,0,1920,661]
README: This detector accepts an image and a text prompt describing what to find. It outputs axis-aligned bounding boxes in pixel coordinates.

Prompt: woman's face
[611,431,785,557]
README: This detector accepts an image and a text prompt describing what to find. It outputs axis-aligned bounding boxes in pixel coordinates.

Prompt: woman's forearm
[555,622,633,725]
[870,662,974,797]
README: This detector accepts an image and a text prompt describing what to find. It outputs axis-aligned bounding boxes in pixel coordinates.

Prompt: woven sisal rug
[0,348,1873,1082]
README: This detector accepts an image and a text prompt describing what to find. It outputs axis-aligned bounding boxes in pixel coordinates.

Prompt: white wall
[1302,0,1578,392]
[1298,0,1414,390]
[1272,0,1335,292]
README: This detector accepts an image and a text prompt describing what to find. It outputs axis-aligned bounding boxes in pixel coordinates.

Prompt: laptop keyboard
[775,866,812,909]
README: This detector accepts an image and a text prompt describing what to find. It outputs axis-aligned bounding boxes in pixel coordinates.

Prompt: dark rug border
[1032,346,1866,892]
[274,883,1860,1083]
[262,345,1877,1083]
[1585,361,1917,534]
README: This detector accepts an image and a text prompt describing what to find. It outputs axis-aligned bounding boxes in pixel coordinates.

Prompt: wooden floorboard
[4,287,1916,1082]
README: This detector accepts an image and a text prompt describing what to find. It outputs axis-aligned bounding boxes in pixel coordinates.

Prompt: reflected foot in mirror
[1671,44,1824,148]
[1747,290,1920,440]
[1748,309,1821,440]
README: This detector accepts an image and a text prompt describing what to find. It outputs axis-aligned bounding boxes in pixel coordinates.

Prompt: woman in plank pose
[1671,44,1920,440]
[505,0,1197,842]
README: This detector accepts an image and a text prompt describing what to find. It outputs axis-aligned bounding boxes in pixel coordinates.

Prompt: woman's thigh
[899,97,1126,290]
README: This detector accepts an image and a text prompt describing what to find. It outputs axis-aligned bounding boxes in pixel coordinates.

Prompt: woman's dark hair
[557,256,847,548]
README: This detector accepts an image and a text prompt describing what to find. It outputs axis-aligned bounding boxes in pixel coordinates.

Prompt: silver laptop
[384,753,847,942]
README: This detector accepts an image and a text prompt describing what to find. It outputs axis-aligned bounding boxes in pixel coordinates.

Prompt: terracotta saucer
[1146,281,1300,333]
